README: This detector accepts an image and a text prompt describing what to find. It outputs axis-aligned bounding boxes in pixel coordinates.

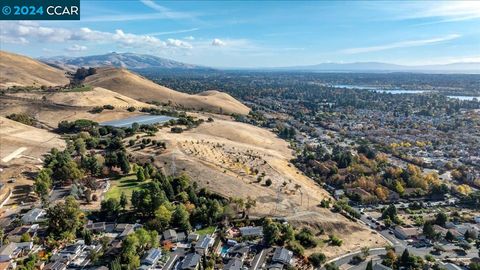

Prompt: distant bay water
[333,84,479,100]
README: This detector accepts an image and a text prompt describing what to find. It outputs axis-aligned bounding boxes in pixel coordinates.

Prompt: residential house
[432,225,448,237]
[227,244,249,261]
[239,226,263,238]
[0,242,33,262]
[21,208,46,224]
[53,243,84,262]
[7,224,39,242]
[142,248,162,266]
[438,262,463,270]
[373,263,393,270]
[163,229,178,242]
[394,226,420,240]
[271,247,293,266]
[187,233,199,242]
[224,258,243,270]
[475,216,480,224]
[43,261,67,270]
[194,235,214,255]
[180,253,200,270]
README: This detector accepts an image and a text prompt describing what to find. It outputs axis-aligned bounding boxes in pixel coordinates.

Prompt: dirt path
[2,147,27,163]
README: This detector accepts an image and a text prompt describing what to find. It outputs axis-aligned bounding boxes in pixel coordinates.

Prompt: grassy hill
[0,51,69,89]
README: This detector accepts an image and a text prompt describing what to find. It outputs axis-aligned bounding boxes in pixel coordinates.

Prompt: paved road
[250,247,270,270]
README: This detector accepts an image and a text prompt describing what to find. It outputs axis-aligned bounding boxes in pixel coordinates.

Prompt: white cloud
[166,38,192,49]
[139,0,197,19]
[379,1,480,23]
[0,21,194,51]
[184,36,195,40]
[341,34,461,54]
[67,44,88,52]
[147,28,199,36]
[211,38,226,47]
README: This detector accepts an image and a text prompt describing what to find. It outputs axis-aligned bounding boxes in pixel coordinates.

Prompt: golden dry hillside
[0,116,65,165]
[85,67,250,115]
[10,87,152,108]
[0,51,70,89]
[132,115,387,257]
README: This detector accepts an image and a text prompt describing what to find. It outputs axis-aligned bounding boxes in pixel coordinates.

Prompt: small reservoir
[100,115,177,128]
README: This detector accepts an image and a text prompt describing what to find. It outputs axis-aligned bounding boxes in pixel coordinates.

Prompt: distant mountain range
[40,52,480,73]
[40,52,211,71]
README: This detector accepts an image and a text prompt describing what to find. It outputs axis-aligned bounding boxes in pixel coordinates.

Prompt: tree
[325,263,339,270]
[74,138,86,155]
[84,229,92,245]
[308,253,326,267]
[265,179,272,186]
[172,204,191,231]
[296,228,317,248]
[154,204,173,230]
[34,168,53,203]
[136,167,145,182]
[117,152,130,174]
[445,230,455,242]
[469,262,480,270]
[434,212,448,226]
[381,204,398,221]
[423,222,436,239]
[46,196,83,240]
[119,192,128,210]
[101,198,120,220]
[263,219,281,246]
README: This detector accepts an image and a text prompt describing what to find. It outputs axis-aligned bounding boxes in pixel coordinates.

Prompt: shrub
[103,104,114,110]
[171,127,183,133]
[89,107,104,114]
[6,113,35,126]
[329,235,343,246]
[127,106,136,112]
[308,253,326,267]
[265,179,272,186]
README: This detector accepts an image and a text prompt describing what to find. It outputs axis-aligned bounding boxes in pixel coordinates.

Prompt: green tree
[308,253,326,267]
[46,196,83,240]
[136,167,145,182]
[423,222,436,239]
[172,204,191,231]
[101,198,120,220]
[119,192,128,210]
[117,152,130,174]
[445,230,455,242]
[34,168,53,203]
[263,219,281,246]
[434,212,448,226]
[325,263,339,270]
[74,138,86,155]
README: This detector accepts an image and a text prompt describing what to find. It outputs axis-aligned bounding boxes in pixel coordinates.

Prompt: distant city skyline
[1,1,479,68]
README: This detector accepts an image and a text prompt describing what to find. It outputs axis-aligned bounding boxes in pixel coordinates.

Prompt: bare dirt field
[131,116,387,257]
[0,116,65,165]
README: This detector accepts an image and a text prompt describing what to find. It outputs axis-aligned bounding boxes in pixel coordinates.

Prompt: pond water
[333,84,429,94]
[100,114,177,128]
[447,96,480,101]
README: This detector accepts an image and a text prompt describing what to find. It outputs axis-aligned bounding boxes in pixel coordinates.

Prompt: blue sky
[1,1,479,67]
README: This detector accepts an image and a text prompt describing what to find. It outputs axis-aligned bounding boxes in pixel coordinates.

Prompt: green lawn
[195,226,216,235]
[105,175,150,206]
